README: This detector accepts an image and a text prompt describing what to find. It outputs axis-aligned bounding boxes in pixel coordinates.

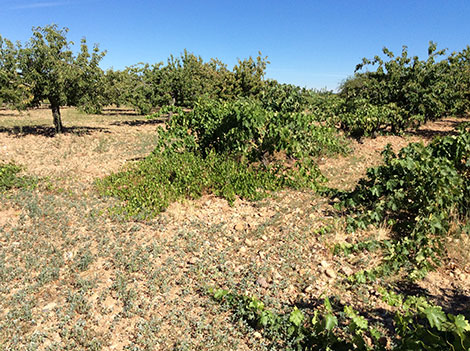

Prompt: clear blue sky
[1,0,470,90]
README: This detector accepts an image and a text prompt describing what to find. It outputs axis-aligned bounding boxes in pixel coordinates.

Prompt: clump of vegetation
[339,42,470,137]
[167,98,348,159]
[336,124,470,279]
[212,288,470,351]
[98,97,348,217]
[97,149,321,219]
[0,25,106,133]
[0,163,36,192]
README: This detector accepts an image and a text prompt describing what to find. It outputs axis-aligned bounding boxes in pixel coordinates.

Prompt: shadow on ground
[0,125,110,137]
[409,118,467,140]
[393,279,470,319]
[110,118,166,126]
[102,108,141,117]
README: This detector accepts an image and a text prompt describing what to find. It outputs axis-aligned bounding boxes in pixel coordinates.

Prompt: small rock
[341,266,353,276]
[239,246,247,254]
[188,257,198,264]
[257,276,269,288]
[320,260,330,268]
[325,268,337,279]
[51,332,61,342]
[245,238,254,246]
[258,251,265,259]
[42,302,57,312]
[304,285,315,293]
[459,273,466,281]
[261,235,268,241]
[253,331,262,339]
[64,252,73,260]
[234,223,245,231]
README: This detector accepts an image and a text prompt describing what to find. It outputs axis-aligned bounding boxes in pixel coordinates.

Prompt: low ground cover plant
[98,98,347,217]
[336,124,470,279]
[0,162,36,192]
[212,287,470,351]
[96,149,321,219]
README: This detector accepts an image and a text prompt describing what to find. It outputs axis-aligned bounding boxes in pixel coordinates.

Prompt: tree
[232,53,269,97]
[0,35,30,108]
[1,24,106,133]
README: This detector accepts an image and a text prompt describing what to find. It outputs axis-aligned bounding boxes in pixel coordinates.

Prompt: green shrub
[259,80,310,113]
[212,288,470,351]
[337,124,470,277]
[99,97,348,218]
[306,91,345,125]
[166,98,349,159]
[340,99,422,137]
[0,163,36,192]
[97,150,322,219]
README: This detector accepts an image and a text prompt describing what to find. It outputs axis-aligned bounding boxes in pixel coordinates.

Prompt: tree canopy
[0,24,106,133]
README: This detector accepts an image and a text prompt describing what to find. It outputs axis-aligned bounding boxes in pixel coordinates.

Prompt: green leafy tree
[232,53,269,97]
[339,42,462,136]
[119,63,163,114]
[0,35,30,108]
[8,24,106,133]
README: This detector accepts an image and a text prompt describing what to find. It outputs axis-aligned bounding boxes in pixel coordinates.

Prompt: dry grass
[0,108,469,350]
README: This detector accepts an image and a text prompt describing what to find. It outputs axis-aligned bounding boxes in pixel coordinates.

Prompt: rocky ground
[0,107,469,350]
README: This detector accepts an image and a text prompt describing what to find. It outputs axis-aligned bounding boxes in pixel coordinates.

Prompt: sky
[1,0,470,90]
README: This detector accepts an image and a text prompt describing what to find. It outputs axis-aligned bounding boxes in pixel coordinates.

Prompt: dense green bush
[165,98,349,160]
[337,124,470,277]
[306,91,345,125]
[340,99,412,137]
[99,97,349,217]
[259,80,310,113]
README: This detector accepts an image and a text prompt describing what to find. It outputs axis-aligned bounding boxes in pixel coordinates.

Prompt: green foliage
[212,288,470,351]
[447,46,470,115]
[0,36,31,108]
[166,98,349,160]
[0,24,106,132]
[340,99,414,137]
[97,149,320,219]
[259,80,309,113]
[337,125,470,278]
[211,288,372,350]
[232,53,269,98]
[340,42,470,136]
[380,289,470,351]
[0,163,36,192]
[111,51,269,114]
[98,96,348,218]
[306,91,345,125]
[333,238,385,256]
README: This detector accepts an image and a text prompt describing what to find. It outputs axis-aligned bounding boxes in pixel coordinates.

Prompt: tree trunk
[51,104,64,133]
